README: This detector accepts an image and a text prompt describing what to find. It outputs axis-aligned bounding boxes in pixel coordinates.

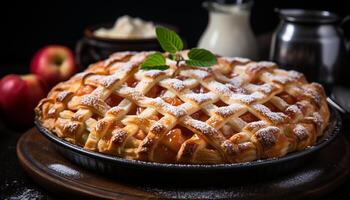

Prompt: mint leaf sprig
[140,52,168,70]
[140,26,217,70]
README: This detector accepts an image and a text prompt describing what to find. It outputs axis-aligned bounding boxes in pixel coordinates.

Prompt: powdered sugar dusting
[143,70,166,78]
[106,62,138,87]
[215,104,244,118]
[245,62,276,75]
[183,78,197,87]
[245,83,273,94]
[150,123,166,134]
[131,51,151,63]
[209,81,233,97]
[183,92,216,104]
[258,61,276,68]
[118,86,135,96]
[285,105,301,114]
[86,74,119,88]
[259,84,273,94]
[107,106,124,115]
[226,84,247,94]
[244,120,268,132]
[232,92,264,104]
[48,108,57,116]
[4,188,43,200]
[161,79,186,91]
[263,71,301,85]
[303,86,321,105]
[80,95,108,114]
[289,70,303,79]
[119,86,145,102]
[64,121,79,133]
[184,69,211,79]
[115,61,138,75]
[270,74,290,84]
[151,97,187,117]
[81,95,98,106]
[48,163,80,178]
[221,57,251,64]
[56,91,72,102]
[96,119,109,132]
[184,117,217,136]
[102,74,120,88]
[293,124,309,140]
[311,112,323,128]
[87,63,134,88]
[229,76,245,87]
[252,104,287,123]
[255,126,280,147]
[209,81,264,104]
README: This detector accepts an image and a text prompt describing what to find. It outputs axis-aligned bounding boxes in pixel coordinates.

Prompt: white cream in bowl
[94,15,156,39]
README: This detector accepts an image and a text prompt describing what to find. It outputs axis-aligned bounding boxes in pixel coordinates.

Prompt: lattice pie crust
[35,51,330,164]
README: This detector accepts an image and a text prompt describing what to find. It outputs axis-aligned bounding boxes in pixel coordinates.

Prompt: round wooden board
[17,128,350,200]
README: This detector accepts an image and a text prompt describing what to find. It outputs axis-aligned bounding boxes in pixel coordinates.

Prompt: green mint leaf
[140,52,169,70]
[185,48,217,67]
[156,27,183,54]
[168,54,175,60]
[141,65,169,70]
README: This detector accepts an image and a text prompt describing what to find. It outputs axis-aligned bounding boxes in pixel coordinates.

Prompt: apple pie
[35,51,330,164]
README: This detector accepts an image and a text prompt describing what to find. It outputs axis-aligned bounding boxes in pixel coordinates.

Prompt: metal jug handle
[327,97,347,114]
[340,15,350,27]
[340,15,350,50]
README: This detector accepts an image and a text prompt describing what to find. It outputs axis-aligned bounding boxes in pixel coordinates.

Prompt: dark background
[1,0,350,76]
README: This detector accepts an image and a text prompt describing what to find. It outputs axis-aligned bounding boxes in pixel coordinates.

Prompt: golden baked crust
[35,51,330,164]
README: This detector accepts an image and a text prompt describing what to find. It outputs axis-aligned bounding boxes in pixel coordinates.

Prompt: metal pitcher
[270,9,350,90]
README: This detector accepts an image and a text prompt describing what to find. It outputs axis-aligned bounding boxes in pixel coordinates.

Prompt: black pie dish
[35,105,341,185]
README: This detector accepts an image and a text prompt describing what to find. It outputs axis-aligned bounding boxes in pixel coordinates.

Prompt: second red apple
[0,74,47,126]
[30,45,77,87]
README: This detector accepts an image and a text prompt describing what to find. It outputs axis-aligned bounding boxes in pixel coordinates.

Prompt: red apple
[30,45,77,87]
[0,74,47,126]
